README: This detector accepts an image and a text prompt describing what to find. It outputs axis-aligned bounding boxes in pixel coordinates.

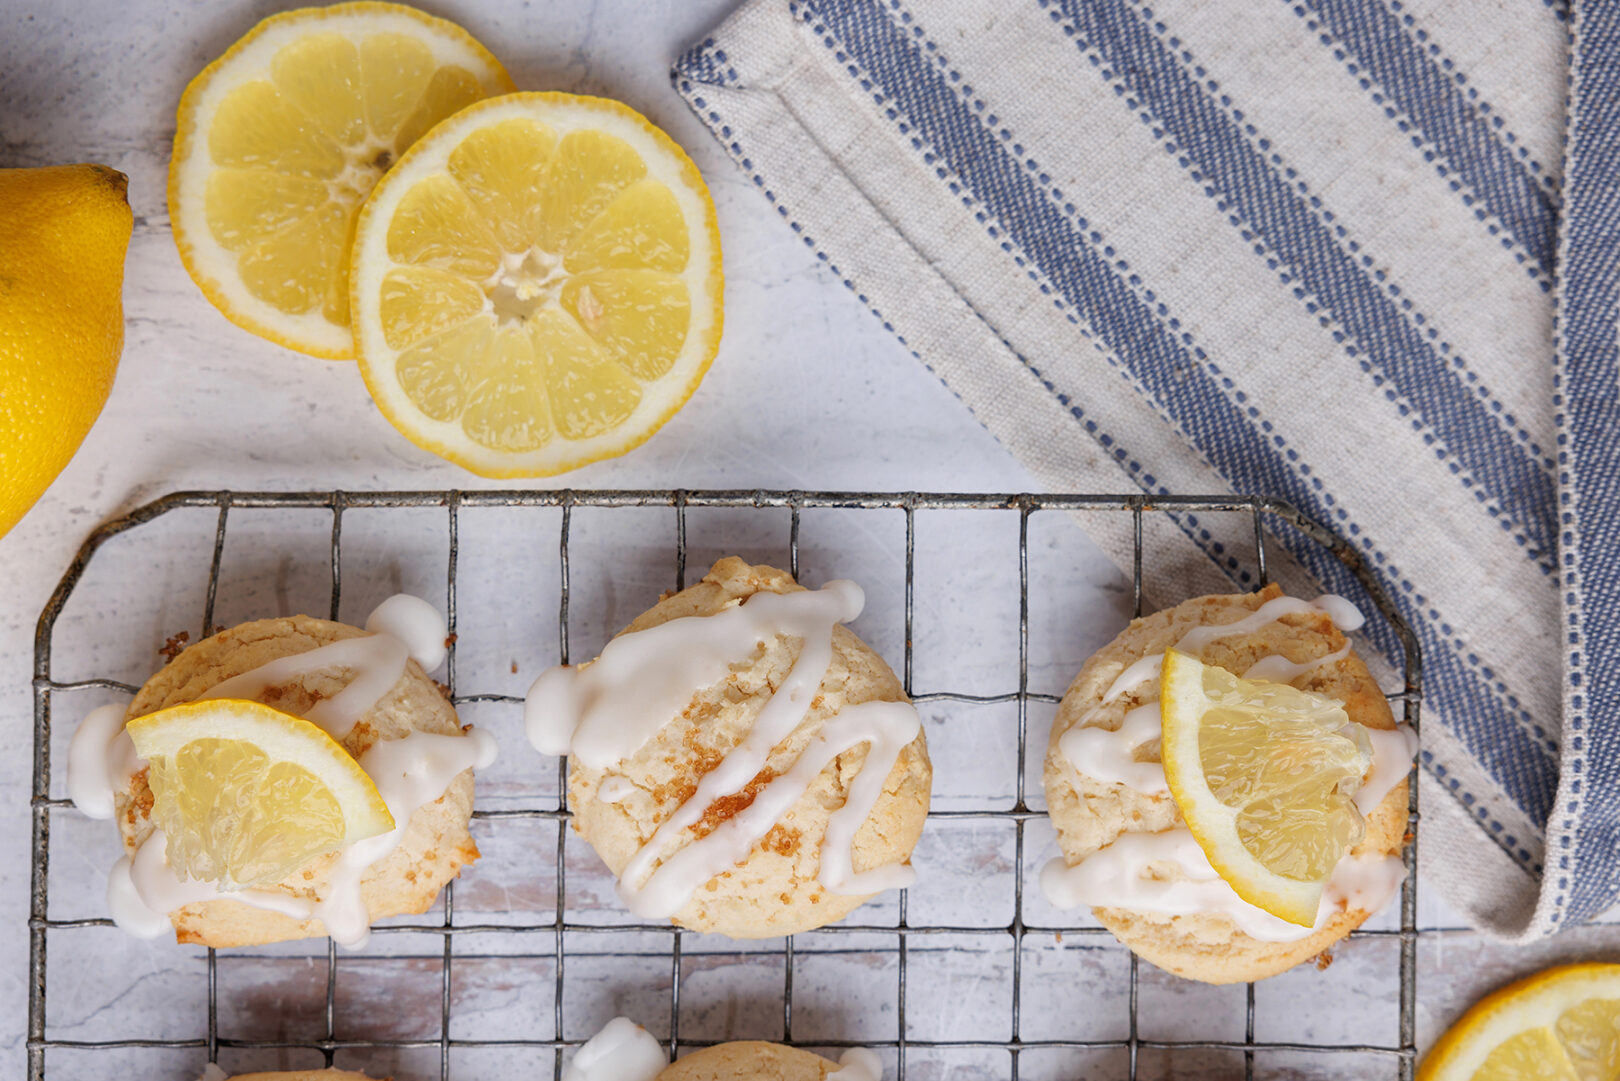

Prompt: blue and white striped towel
[674,0,1620,938]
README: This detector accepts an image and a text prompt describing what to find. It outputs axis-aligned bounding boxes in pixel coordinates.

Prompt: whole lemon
[0,163,132,537]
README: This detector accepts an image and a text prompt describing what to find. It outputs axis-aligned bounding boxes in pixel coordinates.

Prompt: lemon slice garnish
[168,2,514,357]
[1159,648,1371,926]
[349,91,724,477]
[1420,964,1620,1081]
[127,699,394,890]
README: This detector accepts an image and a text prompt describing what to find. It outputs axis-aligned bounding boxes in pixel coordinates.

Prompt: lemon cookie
[527,557,931,938]
[68,595,495,948]
[560,1018,884,1081]
[1040,585,1415,983]
[661,1044,882,1081]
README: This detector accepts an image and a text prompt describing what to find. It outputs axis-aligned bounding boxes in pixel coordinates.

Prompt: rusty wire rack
[28,490,1420,1081]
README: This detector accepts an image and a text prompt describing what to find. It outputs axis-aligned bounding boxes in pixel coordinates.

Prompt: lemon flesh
[169,2,514,357]
[1159,648,1371,926]
[0,163,131,538]
[1421,965,1620,1081]
[351,92,723,477]
[127,699,394,891]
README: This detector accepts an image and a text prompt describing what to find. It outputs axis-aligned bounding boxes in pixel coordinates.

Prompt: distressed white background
[0,2,1605,1079]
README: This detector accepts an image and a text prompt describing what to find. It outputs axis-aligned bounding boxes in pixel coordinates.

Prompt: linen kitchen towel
[674,0,1620,939]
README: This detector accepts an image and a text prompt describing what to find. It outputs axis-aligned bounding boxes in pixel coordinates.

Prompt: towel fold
[675,0,1619,937]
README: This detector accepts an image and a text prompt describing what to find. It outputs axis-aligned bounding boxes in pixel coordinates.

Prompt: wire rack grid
[28,489,1421,1081]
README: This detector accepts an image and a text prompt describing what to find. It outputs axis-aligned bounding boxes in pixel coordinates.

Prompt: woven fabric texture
[673,0,1618,938]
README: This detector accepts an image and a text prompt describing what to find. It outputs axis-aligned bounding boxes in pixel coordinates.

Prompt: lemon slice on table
[127,699,394,891]
[349,91,724,477]
[1159,648,1372,926]
[1420,964,1620,1081]
[169,2,514,357]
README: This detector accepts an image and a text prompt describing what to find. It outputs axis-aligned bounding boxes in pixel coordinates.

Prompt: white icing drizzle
[366,592,450,672]
[110,830,315,937]
[526,579,865,767]
[88,595,491,949]
[1059,703,1167,795]
[561,1017,666,1081]
[1242,644,1350,684]
[525,578,922,919]
[621,700,921,918]
[200,635,407,741]
[1096,594,1360,705]
[596,776,638,804]
[1038,830,1406,942]
[1099,654,1165,706]
[66,704,143,819]
[196,593,447,742]
[312,726,498,947]
[1357,725,1420,816]
[830,1048,885,1080]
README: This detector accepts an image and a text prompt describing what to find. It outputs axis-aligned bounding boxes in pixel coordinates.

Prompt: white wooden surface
[0,2,1602,1079]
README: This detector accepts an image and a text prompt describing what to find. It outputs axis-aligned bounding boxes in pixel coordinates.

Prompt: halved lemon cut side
[169,2,514,357]
[349,92,724,477]
[127,699,394,890]
[1159,648,1371,926]
[1420,964,1620,1081]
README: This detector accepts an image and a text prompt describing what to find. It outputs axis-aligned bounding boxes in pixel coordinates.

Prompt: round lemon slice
[1159,648,1372,927]
[127,699,394,891]
[349,91,724,477]
[1420,964,1620,1081]
[169,2,514,357]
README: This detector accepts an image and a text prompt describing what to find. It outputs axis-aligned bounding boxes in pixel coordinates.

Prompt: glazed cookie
[528,557,931,938]
[661,1042,881,1081]
[560,1018,883,1081]
[69,596,494,949]
[1040,585,1415,983]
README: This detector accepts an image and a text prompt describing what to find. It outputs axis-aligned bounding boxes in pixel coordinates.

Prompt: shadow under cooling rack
[29,490,1421,1081]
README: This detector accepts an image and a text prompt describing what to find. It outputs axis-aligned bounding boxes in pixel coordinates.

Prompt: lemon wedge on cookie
[349,91,724,477]
[1159,648,1371,926]
[168,2,513,357]
[1420,964,1620,1081]
[128,699,394,890]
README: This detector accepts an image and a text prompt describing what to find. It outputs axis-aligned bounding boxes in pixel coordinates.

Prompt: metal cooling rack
[28,490,1421,1081]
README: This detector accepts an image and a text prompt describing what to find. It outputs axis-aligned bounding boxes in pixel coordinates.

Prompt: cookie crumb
[444,633,457,648]
[510,659,518,674]
[762,824,802,857]
[159,631,190,660]
[1314,949,1335,971]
